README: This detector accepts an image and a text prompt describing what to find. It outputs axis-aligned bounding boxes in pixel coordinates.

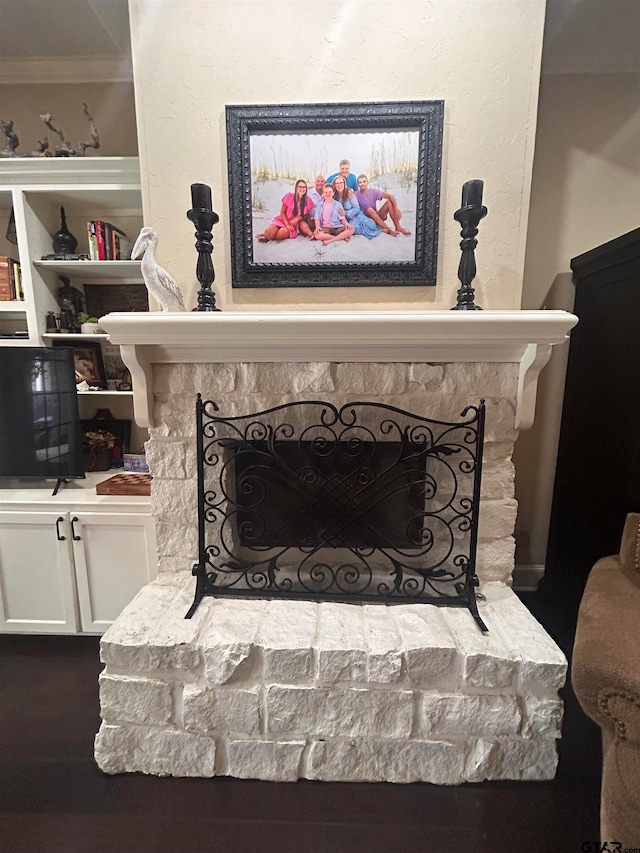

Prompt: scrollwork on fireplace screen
[186,396,488,631]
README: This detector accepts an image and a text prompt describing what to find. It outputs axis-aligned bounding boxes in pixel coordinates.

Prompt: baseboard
[512,563,545,592]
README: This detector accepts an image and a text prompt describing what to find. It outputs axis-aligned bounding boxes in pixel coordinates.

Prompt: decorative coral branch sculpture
[0,120,20,158]
[39,103,101,157]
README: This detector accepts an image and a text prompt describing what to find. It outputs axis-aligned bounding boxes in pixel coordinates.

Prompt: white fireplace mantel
[99,310,577,430]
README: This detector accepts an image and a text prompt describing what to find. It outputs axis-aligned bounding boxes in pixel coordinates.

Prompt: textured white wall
[516,70,640,567]
[521,72,640,310]
[128,0,546,311]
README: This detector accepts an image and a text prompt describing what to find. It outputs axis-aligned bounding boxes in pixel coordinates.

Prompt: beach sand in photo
[251,176,417,265]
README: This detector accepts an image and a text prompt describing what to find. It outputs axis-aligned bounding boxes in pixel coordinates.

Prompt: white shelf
[34,260,142,280]
[0,470,150,507]
[43,333,109,341]
[0,302,27,314]
[77,390,133,397]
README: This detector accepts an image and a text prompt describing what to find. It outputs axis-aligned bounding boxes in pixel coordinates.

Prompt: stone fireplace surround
[95,310,577,783]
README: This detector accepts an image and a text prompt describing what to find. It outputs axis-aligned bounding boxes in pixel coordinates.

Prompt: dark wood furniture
[542,228,640,619]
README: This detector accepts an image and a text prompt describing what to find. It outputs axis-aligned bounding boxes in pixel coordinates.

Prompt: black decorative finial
[451,180,487,311]
[187,183,221,312]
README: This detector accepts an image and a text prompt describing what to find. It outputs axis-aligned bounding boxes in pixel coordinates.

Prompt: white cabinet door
[70,512,157,633]
[0,511,78,633]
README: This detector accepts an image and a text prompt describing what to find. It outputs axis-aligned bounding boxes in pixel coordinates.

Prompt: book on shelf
[13,260,23,300]
[104,222,115,260]
[0,256,21,301]
[87,221,131,260]
[114,227,131,261]
[0,257,12,300]
[96,220,106,260]
[87,221,98,260]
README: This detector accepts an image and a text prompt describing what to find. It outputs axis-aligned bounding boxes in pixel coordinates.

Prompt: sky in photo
[250,130,419,182]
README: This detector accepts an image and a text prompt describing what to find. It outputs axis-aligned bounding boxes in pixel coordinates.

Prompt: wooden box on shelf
[96,473,152,497]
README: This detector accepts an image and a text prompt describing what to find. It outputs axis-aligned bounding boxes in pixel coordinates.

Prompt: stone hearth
[95,310,576,783]
[95,577,565,782]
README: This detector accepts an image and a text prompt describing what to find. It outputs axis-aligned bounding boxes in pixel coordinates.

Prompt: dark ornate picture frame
[52,339,107,389]
[226,101,444,289]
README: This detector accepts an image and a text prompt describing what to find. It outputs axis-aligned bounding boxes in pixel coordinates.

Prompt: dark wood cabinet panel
[542,228,640,618]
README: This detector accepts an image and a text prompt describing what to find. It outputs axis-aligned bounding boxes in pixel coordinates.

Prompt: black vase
[52,206,77,254]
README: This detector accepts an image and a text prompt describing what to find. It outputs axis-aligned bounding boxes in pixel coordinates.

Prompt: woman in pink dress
[257,179,315,242]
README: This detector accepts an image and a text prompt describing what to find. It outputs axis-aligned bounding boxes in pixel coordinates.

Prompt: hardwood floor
[0,594,601,853]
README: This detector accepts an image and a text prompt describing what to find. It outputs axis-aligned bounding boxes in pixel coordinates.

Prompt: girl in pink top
[257,179,315,242]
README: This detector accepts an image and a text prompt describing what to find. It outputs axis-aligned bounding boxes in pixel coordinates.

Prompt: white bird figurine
[131,226,186,312]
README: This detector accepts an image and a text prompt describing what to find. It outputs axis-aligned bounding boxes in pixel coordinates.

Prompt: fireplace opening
[188,397,487,630]
[234,439,427,550]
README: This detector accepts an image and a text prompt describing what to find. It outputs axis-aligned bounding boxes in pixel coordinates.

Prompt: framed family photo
[52,339,107,389]
[226,100,444,289]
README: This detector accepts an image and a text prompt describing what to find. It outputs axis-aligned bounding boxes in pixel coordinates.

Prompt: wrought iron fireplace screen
[187,397,487,631]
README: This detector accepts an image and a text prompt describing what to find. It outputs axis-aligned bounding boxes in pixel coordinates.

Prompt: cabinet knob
[71,516,81,541]
[55,516,66,541]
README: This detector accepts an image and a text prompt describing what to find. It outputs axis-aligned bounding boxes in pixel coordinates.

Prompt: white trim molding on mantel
[99,310,578,430]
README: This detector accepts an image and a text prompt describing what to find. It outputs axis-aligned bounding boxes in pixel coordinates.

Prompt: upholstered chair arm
[572,554,640,738]
[571,514,640,847]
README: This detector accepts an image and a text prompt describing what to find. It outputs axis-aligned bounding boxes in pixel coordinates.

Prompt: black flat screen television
[0,347,85,481]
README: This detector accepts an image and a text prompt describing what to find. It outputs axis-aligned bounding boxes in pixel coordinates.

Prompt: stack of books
[87,222,131,261]
[0,257,23,301]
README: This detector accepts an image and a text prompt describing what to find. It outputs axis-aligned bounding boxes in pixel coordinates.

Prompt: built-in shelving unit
[0,471,157,635]
[0,156,146,446]
[0,159,156,636]
[0,156,143,344]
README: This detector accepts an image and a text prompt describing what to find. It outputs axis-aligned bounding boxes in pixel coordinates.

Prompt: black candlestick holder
[452,181,487,311]
[187,183,221,312]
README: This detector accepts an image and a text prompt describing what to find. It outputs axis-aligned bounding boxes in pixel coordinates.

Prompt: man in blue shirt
[326,159,358,192]
[308,175,326,206]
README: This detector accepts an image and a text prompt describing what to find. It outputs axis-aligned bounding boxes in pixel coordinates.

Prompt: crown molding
[0,55,133,85]
[0,155,140,186]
